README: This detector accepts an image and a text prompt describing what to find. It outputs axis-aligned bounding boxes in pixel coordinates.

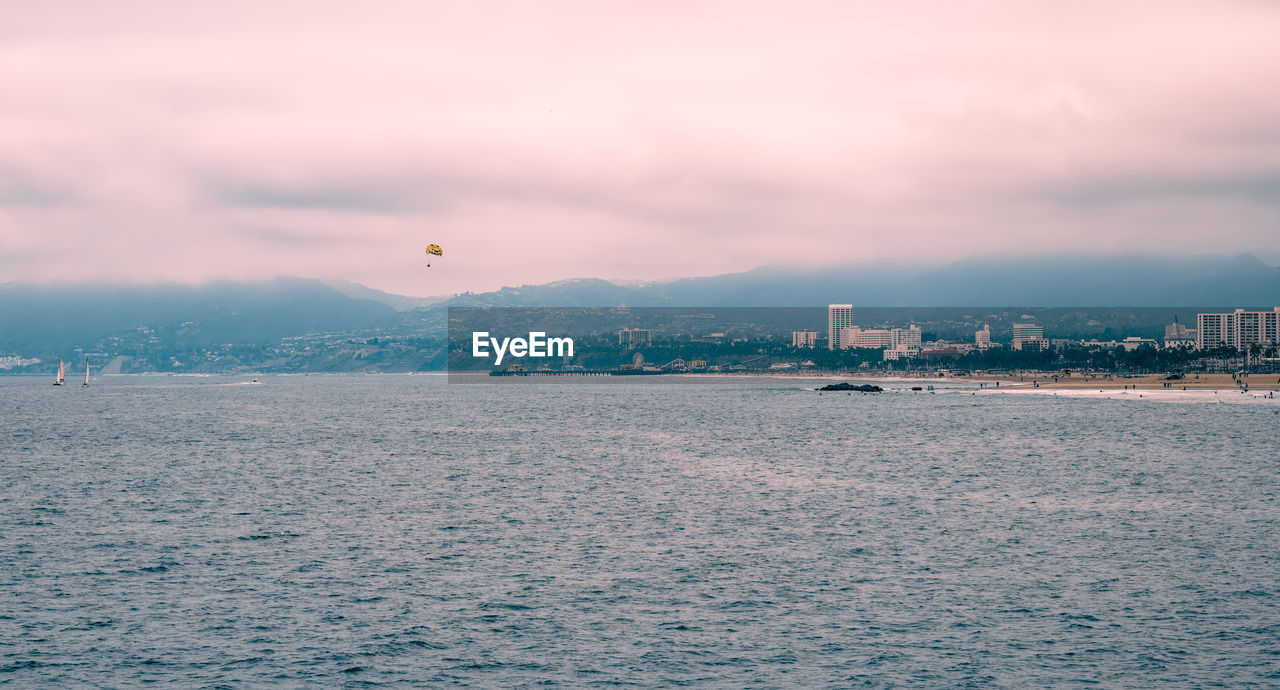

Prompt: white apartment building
[1121,337,1159,351]
[828,305,854,350]
[1196,308,1280,349]
[1164,319,1196,348]
[1237,308,1280,348]
[1011,323,1047,351]
[618,328,652,348]
[791,330,819,348]
[839,325,922,350]
[1164,320,1194,342]
[1197,313,1232,349]
[1079,337,1158,351]
[841,327,893,349]
[882,344,921,361]
[897,325,923,348]
[975,323,991,350]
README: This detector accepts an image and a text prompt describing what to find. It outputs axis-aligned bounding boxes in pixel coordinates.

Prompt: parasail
[425,244,443,267]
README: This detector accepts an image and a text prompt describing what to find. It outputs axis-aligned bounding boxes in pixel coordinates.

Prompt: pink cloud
[2,1,1279,295]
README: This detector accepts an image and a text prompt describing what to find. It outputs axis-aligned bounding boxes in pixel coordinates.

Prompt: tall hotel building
[975,323,992,349]
[828,304,854,350]
[791,330,819,348]
[618,328,653,348]
[1196,308,1280,349]
[839,325,922,350]
[1011,323,1047,351]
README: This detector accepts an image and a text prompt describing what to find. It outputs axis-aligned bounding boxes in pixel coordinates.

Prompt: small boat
[52,359,66,386]
[83,361,90,387]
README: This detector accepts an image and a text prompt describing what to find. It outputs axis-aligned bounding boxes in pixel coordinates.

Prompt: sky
[2,1,1279,296]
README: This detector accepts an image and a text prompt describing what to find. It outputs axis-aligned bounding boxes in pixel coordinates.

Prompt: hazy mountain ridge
[0,277,396,353]
[637,253,1280,307]
[405,253,1279,309]
[2,254,1277,359]
[322,279,449,311]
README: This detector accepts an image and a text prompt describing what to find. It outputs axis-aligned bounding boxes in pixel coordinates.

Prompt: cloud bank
[2,1,1278,295]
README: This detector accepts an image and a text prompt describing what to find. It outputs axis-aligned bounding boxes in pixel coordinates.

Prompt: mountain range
[2,253,1277,355]
[0,277,396,353]
[433,253,1280,308]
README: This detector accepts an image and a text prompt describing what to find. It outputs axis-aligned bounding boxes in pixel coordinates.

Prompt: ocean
[2,375,1278,686]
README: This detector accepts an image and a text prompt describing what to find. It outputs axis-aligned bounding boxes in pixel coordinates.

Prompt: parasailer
[425,244,443,267]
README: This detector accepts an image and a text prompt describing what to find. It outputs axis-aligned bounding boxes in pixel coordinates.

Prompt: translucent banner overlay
[447,307,829,383]
[446,305,1228,383]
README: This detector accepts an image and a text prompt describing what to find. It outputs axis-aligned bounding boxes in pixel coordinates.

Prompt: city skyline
[807,303,1279,359]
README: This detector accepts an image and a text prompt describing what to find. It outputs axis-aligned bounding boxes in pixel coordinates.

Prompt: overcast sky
[2,1,1278,296]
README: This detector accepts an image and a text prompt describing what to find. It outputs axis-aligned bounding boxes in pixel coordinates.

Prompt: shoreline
[7,370,1280,392]
[948,372,1280,391]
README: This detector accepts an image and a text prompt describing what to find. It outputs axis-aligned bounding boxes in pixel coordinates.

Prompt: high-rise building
[1011,323,1046,351]
[1197,308,1280,349]
[896,325,922,348]
[1236,308,1279,348]
[791,330,819,348]
[975,323,991,350]
[618,328,652,348]
[828,304,854,350]
[1196,313,1232,349]
[1164,316,1193,342]
[838,325,921,350]
[883,344,920,361]
[840,327,892,349]
[1163,317,1196,348]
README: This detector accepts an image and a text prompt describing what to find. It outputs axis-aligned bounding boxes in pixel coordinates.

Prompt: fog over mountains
[2,253,1277,354]
[441,253,1280,309]
[0,278,396,353]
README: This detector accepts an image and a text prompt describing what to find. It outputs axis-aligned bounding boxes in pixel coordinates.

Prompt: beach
[953,372,1280,391]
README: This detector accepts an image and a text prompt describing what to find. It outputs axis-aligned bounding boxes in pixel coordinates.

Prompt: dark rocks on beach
[816,382,883,392]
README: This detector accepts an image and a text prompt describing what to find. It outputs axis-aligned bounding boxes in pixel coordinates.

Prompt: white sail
[84,361,90,386]
[54,359,65,385]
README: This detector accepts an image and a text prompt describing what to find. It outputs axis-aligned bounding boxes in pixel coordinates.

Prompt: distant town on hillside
[2,253,1278,376]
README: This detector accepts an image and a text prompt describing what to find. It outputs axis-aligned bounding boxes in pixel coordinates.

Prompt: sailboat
[52,359,66,386]
[83,361,90,387]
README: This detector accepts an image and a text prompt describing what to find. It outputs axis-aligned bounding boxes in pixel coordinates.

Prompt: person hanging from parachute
[425,243,443,267]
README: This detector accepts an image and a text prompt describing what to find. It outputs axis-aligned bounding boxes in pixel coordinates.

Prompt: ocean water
[2,375,1278,687]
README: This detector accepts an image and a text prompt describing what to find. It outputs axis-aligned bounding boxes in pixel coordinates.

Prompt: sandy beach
[954,372,1280,391]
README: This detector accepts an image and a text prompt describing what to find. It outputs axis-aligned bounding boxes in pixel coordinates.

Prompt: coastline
[9,369,1280,392]
[949,372,1280,391]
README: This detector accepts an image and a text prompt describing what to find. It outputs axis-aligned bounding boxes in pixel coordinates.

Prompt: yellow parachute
[425,244,443,267]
